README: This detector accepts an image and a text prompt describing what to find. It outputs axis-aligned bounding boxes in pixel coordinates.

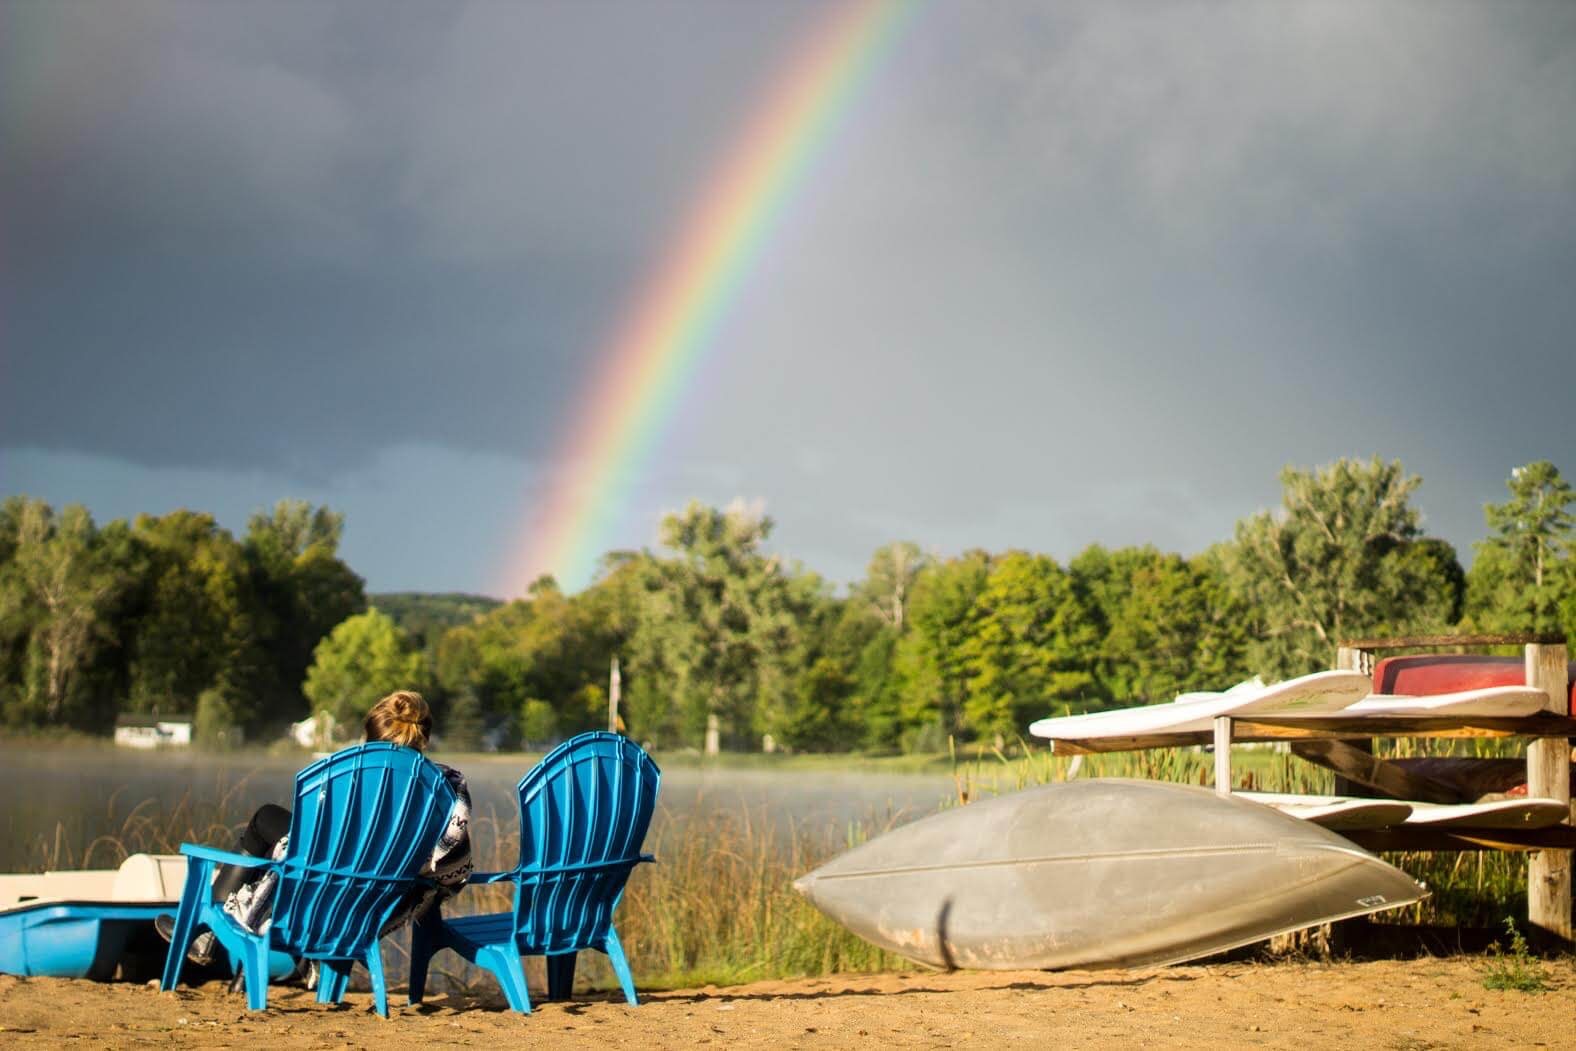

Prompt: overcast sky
[3,0,1574,596]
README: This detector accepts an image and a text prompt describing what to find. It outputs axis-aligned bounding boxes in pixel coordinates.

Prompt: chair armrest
[179,842,272,869]
[465,870,518,885]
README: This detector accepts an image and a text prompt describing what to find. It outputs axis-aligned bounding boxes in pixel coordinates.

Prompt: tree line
[0,500,363,743]
[2,458,1572,753]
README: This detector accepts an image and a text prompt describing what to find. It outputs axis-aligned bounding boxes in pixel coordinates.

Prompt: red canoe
[1373,654,1575,715]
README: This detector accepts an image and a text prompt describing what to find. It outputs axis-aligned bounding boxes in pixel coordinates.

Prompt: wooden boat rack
[1047,636,1575,944]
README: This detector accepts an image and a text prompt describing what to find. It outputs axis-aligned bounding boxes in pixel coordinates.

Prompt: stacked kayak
[1237,792,1572,832]
[1028,671,1553,748]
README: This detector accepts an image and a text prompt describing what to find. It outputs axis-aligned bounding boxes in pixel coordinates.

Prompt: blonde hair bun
[364,690,433,750]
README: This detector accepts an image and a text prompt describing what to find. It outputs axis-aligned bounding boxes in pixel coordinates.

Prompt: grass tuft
[1480,917,1551,993]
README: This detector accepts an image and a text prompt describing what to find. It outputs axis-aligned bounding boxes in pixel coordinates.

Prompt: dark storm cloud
[4,0,1575,592]
[2,0,810,472]
[654,1,1576,574]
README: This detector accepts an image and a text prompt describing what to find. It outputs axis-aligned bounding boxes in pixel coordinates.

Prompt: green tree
[1226,457,1459,677]
[776,656,857,752]
[957,551,1100,743]
[194,687,244,750]
[0,501,124,727]
[855,542,929,631]
[892,550,992,751]
[302,609,426,736]
[518,698,558,747]
[1187,544,1256,689]
[1082,547,1204,705]
[441,687,485,752]
[243,500,366,729]
[622,502,805,751]
[123,511,263,720]
[1465,461,1573,635]
[431,577,621,746]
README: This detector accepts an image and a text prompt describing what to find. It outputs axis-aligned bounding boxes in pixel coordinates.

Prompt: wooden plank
[1213,716,1232,797]
[1388,757,1576,797]
[1239,714,1576,738]
[1289,740,1467,804]
[1525,642,1572,943]
[1340,633,1565,649]
[1333,646,1374,796]
[1045,713,1576,755]
[1343,825,1576,853]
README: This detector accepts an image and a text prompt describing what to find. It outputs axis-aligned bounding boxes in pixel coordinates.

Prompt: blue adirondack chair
[407,731,659,1013]
[160,742,458,1016]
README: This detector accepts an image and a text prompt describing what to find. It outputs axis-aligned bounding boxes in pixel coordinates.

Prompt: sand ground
[2,958,1574,1049]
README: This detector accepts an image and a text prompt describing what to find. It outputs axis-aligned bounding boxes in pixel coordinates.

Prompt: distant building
[113,714,193,749]
[291,711,339,750]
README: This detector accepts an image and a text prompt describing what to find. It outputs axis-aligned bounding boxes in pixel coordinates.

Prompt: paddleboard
[794,779,1425,971]
[1236,792,1414,831]
[1236,686,1553,728]
[1334,686,1549,718]
[1237,792,1571,831]
[1403,798,1572,830]
[1028,670,1371,742]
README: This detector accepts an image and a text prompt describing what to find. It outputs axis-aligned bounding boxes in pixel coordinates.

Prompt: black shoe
[154,913,217,967]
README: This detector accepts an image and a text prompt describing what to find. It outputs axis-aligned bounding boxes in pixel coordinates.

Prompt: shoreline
[3,957,1573,1048]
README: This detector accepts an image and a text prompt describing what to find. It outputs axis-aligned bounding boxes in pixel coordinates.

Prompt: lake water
[0,743,960,873]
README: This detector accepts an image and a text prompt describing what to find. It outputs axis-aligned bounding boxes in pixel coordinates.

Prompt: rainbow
[509,0,915,593]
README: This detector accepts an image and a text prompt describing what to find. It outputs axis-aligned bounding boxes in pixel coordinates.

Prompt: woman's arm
[427,764,474,893]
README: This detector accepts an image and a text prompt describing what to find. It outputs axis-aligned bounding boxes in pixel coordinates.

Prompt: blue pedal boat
[0,853,292,981]
[0,854,187,978]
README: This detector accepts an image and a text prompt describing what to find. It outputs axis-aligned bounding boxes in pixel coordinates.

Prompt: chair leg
[604,928,638,1006]
[160,858,213,992]
[317,959,353,1004]
[546,952,577,1000]
[366,944,389,1018]
[242,938,271,1012]
[477,944,532,1014]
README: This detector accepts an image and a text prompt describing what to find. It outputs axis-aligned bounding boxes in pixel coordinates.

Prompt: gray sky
[3,0,1574,596]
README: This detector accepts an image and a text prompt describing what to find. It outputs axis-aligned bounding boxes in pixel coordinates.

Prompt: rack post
[1213,716,1233,797]
[1332,645,1375,796]
[1526,642,1572,942]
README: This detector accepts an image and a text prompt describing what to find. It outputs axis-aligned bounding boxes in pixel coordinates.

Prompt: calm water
[0,743,957,872]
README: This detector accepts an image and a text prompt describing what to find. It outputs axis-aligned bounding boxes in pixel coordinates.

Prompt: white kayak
[1236,792,1414,831]
[1403,798,1572,829]
[1239,792,1571,831]
[1302,686,1551,720]
[1028,670,1371,742]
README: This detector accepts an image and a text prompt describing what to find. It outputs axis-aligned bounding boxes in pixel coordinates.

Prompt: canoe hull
[795,780,1425,971]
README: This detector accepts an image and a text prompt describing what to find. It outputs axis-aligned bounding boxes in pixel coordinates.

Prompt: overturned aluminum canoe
[794,779,1425,970]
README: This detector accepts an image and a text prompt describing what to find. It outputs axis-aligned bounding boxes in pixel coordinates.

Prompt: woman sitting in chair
[159,690,472,966]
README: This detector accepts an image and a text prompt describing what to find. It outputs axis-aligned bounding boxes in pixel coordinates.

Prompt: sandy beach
[2,958,1573,1049]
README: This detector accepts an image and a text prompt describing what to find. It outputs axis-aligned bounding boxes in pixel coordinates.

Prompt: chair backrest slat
[511,733,660,955]
[270,743,455,959]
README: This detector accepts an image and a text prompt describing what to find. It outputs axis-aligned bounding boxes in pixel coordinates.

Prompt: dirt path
[2,958,1574,1048]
